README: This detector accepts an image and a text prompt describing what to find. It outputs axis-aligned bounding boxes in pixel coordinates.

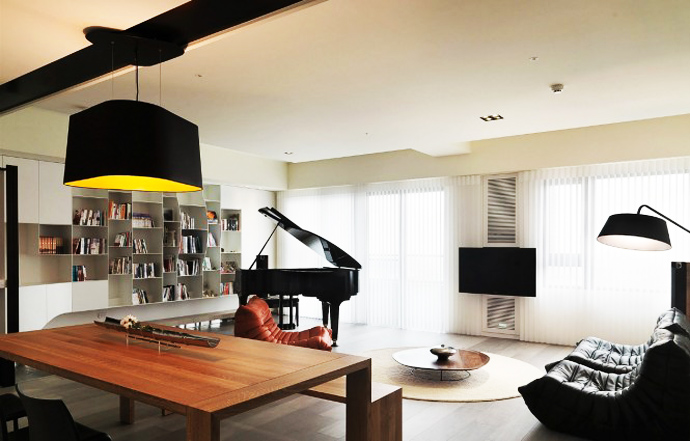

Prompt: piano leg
[321,302,330,328]
[330,302,341,347]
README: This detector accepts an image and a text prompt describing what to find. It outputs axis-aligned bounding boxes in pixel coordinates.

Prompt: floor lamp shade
[64,100,202,192]
[597,213,671,251]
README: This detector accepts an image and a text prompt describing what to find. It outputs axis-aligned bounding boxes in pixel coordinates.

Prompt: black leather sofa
[519,308,690,440]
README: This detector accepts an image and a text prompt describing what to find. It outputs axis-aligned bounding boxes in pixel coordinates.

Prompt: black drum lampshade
[63,100,202,192]
[597,213,672,251]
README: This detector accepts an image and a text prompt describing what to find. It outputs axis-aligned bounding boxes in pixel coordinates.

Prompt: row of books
[73,209,105,226]
[220,281,234,295]
[177,259,200,276]
[109,201,131,220]
[39,236,65,254]
[180,211,196,229]
[163,283,189,301]
[132,213,154,228]
[133,239,148,254]
[109,257,131,275]
[73,238,106,255]
[163,256,176,273]
[72,265,87,282]
[180,234,203,254]
[132,288,149,305]
[133,262,156,279]
[221,216,240,231]
[112,232,131,247]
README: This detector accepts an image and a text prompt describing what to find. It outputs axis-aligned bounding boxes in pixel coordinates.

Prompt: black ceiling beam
[0,0,316,115]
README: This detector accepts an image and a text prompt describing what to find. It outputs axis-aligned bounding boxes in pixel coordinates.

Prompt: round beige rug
[359,347,542,403]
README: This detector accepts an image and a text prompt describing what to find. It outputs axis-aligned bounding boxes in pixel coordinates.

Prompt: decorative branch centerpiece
[95,315,220,348]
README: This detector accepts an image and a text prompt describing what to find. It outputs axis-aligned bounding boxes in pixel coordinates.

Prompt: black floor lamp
[597,204,690,313]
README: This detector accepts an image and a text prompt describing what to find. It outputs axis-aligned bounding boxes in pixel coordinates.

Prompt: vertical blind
[278,157,690,345]
[519,158,690,345]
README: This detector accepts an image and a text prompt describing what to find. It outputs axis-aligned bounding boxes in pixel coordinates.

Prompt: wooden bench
[302,377,402,441]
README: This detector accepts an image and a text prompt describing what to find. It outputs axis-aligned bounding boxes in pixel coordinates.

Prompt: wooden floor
[3,318,587,441]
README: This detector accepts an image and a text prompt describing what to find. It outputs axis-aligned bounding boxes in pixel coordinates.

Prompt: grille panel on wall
[485,296,516,331]
[483,175,519,336]
[487,176,517,244]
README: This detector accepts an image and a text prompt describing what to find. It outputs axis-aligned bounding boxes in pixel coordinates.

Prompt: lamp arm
[637,205,690,236]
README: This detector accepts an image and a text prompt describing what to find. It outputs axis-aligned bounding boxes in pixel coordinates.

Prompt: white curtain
[278,177,477,333]
[519,158,690,345]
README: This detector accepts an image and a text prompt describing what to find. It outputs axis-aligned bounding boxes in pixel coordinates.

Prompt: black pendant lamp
[63,27,202,192]
[597,205,689,251]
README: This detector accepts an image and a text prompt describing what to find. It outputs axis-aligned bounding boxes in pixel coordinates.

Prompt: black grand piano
[237,207,360,346]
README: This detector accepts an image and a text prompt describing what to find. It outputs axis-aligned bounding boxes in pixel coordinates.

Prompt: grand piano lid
[259,207,361,270]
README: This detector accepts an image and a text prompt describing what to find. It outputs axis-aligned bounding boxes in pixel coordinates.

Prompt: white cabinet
[19,285,47,332]
[2,156,39,223]
[18,283,73,331]
[39,161,72,225]
[72,280,108,312]
[46,282,72,323]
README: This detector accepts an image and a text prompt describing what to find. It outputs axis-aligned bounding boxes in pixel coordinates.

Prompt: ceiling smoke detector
[551,83,564,94]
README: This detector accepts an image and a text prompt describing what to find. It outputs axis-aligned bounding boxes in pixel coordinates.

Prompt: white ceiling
[2,0,690,163]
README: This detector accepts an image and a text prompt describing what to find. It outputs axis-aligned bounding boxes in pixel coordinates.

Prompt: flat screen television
[458,247,536,297]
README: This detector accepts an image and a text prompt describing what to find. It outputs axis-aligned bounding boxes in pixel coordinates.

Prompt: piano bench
[303,377,402,441]
[264,295,299,329]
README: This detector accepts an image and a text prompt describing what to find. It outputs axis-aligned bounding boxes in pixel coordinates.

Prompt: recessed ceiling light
[284,151,293,155]
[551,83,564,94]
[480,114,504,122]
[529,56,539,62]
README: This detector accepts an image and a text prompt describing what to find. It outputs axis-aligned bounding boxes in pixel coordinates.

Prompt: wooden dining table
[0,324,372,441]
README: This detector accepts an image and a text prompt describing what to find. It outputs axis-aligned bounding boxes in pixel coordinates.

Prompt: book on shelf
[133,238,149,254]
[163,283,189,301]
[40,236,64,254]
[220,281,234,295]
[132,288,149,305]
[202,257,213,271]
[163,256,176,273]
[109,201,131,220]
[72,237,106,255]
[72,265,87,282]
[73,209,105,226]
[221,215,240,231]
[180,234,203,253]
[132,213,154,228]
[113,232,131,247]
[109,256,131,275]
[133,262,156,279]
[207,233,217,247]
[177,258,200,276]
[180,211,195,229]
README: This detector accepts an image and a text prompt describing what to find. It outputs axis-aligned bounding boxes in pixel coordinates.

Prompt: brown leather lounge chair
[234,296,333,351]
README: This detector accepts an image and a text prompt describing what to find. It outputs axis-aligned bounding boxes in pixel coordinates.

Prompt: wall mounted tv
[458,247,536,297]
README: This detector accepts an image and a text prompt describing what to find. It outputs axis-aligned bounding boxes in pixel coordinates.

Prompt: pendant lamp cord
[159,49,162,106]
[110,41,114,99]
[135,48,139,102]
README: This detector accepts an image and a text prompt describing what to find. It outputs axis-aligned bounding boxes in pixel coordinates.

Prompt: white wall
[288,113,690,189]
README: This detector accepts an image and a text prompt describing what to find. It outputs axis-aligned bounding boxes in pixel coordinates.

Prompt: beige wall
[0,106,289,189]
[288,113,690,189]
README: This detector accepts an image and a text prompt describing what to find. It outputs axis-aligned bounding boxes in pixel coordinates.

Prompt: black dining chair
[15,385,111,441]
[0,393,28,441]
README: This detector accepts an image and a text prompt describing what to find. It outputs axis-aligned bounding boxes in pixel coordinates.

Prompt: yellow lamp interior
[64,175,201,193]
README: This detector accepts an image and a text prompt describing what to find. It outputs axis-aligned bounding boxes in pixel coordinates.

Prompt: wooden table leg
[120,396,135,424]
[346,362,372,441]
[187,408,220,441]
